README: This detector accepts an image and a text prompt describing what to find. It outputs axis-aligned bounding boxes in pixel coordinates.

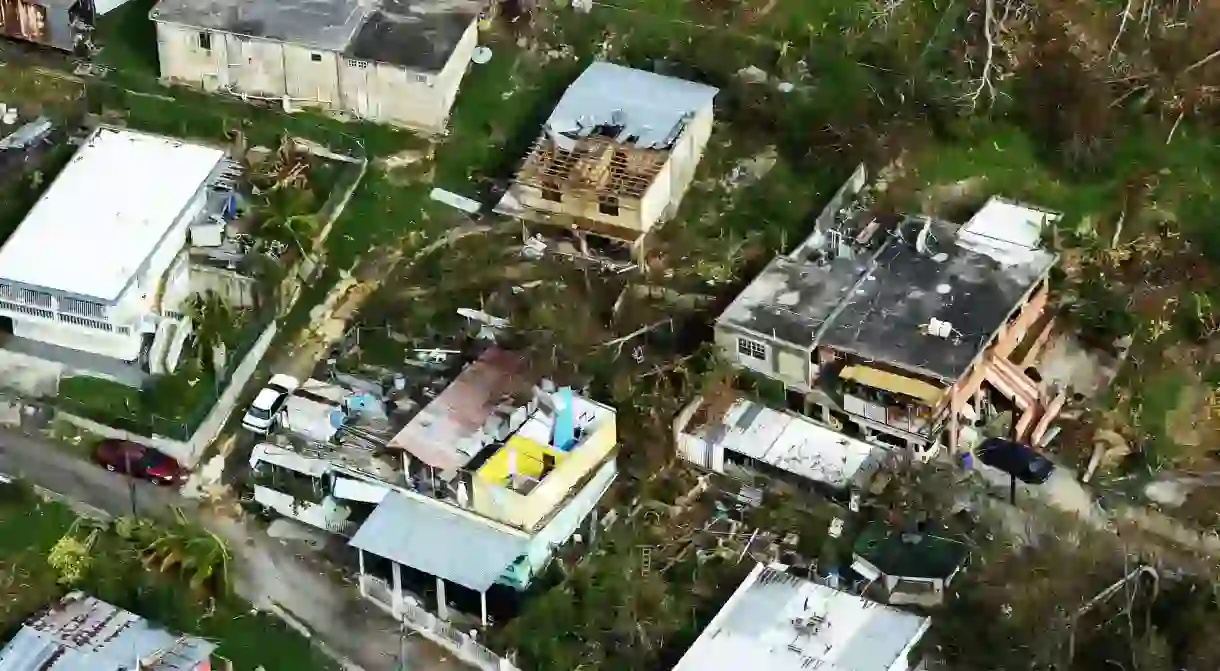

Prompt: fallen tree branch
[1183,47,1220,76]
[596,319,673,350]
[968,0,998,107]
[1109,0,1135,59]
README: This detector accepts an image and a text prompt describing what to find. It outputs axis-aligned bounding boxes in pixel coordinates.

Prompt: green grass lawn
[0,490,338,670]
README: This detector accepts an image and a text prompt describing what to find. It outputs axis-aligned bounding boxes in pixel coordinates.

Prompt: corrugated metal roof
[687,399,882,489]
[673,564,930,671]
[386,348,529,472]
[348,492,530,593]
[545,62,719,150]
[0,592,216,671]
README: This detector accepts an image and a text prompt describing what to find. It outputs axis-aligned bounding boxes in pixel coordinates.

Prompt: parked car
[975,437,1056,485]
[93,440,187,485]
[242,374,300,434]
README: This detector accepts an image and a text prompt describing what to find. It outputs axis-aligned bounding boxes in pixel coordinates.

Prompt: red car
[93,439,188,486]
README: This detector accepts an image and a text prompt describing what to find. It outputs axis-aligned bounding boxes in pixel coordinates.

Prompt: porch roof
[349,491,530,593]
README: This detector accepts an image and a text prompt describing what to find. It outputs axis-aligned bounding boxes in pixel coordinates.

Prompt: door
[339,58,371,119]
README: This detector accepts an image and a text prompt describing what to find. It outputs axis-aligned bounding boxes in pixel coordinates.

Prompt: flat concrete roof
[718,214,1056,382]
[151,0,372,51]
[152,0,480,71]
[673,564,930,671]
[0,127,223,303]
[345,0,479,71]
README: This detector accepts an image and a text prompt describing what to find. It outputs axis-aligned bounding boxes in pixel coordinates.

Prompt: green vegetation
[55,306,261,440]
[3,0,1218,666]
[0,489,336,669]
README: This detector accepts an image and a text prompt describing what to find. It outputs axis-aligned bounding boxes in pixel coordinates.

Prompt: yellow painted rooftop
[477,435,569,488]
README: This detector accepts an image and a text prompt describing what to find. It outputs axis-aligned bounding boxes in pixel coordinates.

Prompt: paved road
[0,427,471,671]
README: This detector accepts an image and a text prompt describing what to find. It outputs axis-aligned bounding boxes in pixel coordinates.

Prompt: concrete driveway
[0,426,472,671]
[970,454,1109,528]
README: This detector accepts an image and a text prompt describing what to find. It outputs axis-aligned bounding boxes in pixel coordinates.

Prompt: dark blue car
[976,437,1055,485]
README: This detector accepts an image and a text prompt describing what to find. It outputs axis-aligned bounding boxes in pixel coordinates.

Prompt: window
[409,72,429,84]
[737,337,767,361]
[542,188,562,202]
[117,326,130,335]
[311,53,322,62]
[198,31,211,50]
[346,58,368,69]
[598,196,619,216]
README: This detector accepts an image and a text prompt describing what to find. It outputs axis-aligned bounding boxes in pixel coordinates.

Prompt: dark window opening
[542,188,562,202]
[598,196,619,216]
[311,53,322,62]
[198,32,211,50]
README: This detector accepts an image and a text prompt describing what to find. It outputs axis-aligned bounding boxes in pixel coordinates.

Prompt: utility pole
[396,619,409,671]
[124,449,138,518]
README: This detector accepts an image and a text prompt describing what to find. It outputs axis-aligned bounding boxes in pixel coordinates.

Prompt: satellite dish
[471,47,492,65]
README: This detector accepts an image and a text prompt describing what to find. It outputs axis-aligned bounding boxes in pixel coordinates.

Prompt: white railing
[359,575,518,671]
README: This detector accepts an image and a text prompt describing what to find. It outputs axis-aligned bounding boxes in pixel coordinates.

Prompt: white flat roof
[0,127,224,302]
[673,563,930,671]
[689,399,882,488]
[957,196,1061,267]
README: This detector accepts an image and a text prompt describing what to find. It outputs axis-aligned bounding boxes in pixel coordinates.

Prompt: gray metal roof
[0,593,216,671]
[673,564,929,671]
[349,492,530,593]
[545,62,719,150]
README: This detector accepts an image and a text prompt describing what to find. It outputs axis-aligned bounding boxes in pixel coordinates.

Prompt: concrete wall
[713,324,809,390]
[521,454,617,578]
[188,265,258,308]
[639,101,714,227]
[155,20,477,131]
[470,415,617,530]
[58,319,278,466]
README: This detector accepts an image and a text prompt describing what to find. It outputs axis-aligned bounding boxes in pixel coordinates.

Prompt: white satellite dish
[471,47,493,65]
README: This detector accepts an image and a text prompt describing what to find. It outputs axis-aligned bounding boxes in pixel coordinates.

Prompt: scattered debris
[429,187,481,214]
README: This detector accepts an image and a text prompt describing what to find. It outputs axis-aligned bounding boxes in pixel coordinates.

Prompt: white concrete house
[149,0,483,132]
[0,126,233,379]
[673,563,931,671]
[495,62,718,258]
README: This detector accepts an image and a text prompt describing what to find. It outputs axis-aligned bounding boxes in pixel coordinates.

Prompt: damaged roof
[545,61,719,150]
[151,0,479,70]
[386,347,530,473]
[718,214,1057,382]
[0,593,215,671]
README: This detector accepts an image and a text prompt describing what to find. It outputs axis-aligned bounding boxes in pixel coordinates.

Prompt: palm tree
[182,290,234,374]
[258,185,319,255]
[138,508,232,594]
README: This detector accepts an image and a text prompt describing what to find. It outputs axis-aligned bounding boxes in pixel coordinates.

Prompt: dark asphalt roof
[718,216,1056,382]
[344,0,479,71]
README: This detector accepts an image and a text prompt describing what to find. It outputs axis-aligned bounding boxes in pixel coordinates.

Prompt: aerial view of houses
[1,1,1220,670]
